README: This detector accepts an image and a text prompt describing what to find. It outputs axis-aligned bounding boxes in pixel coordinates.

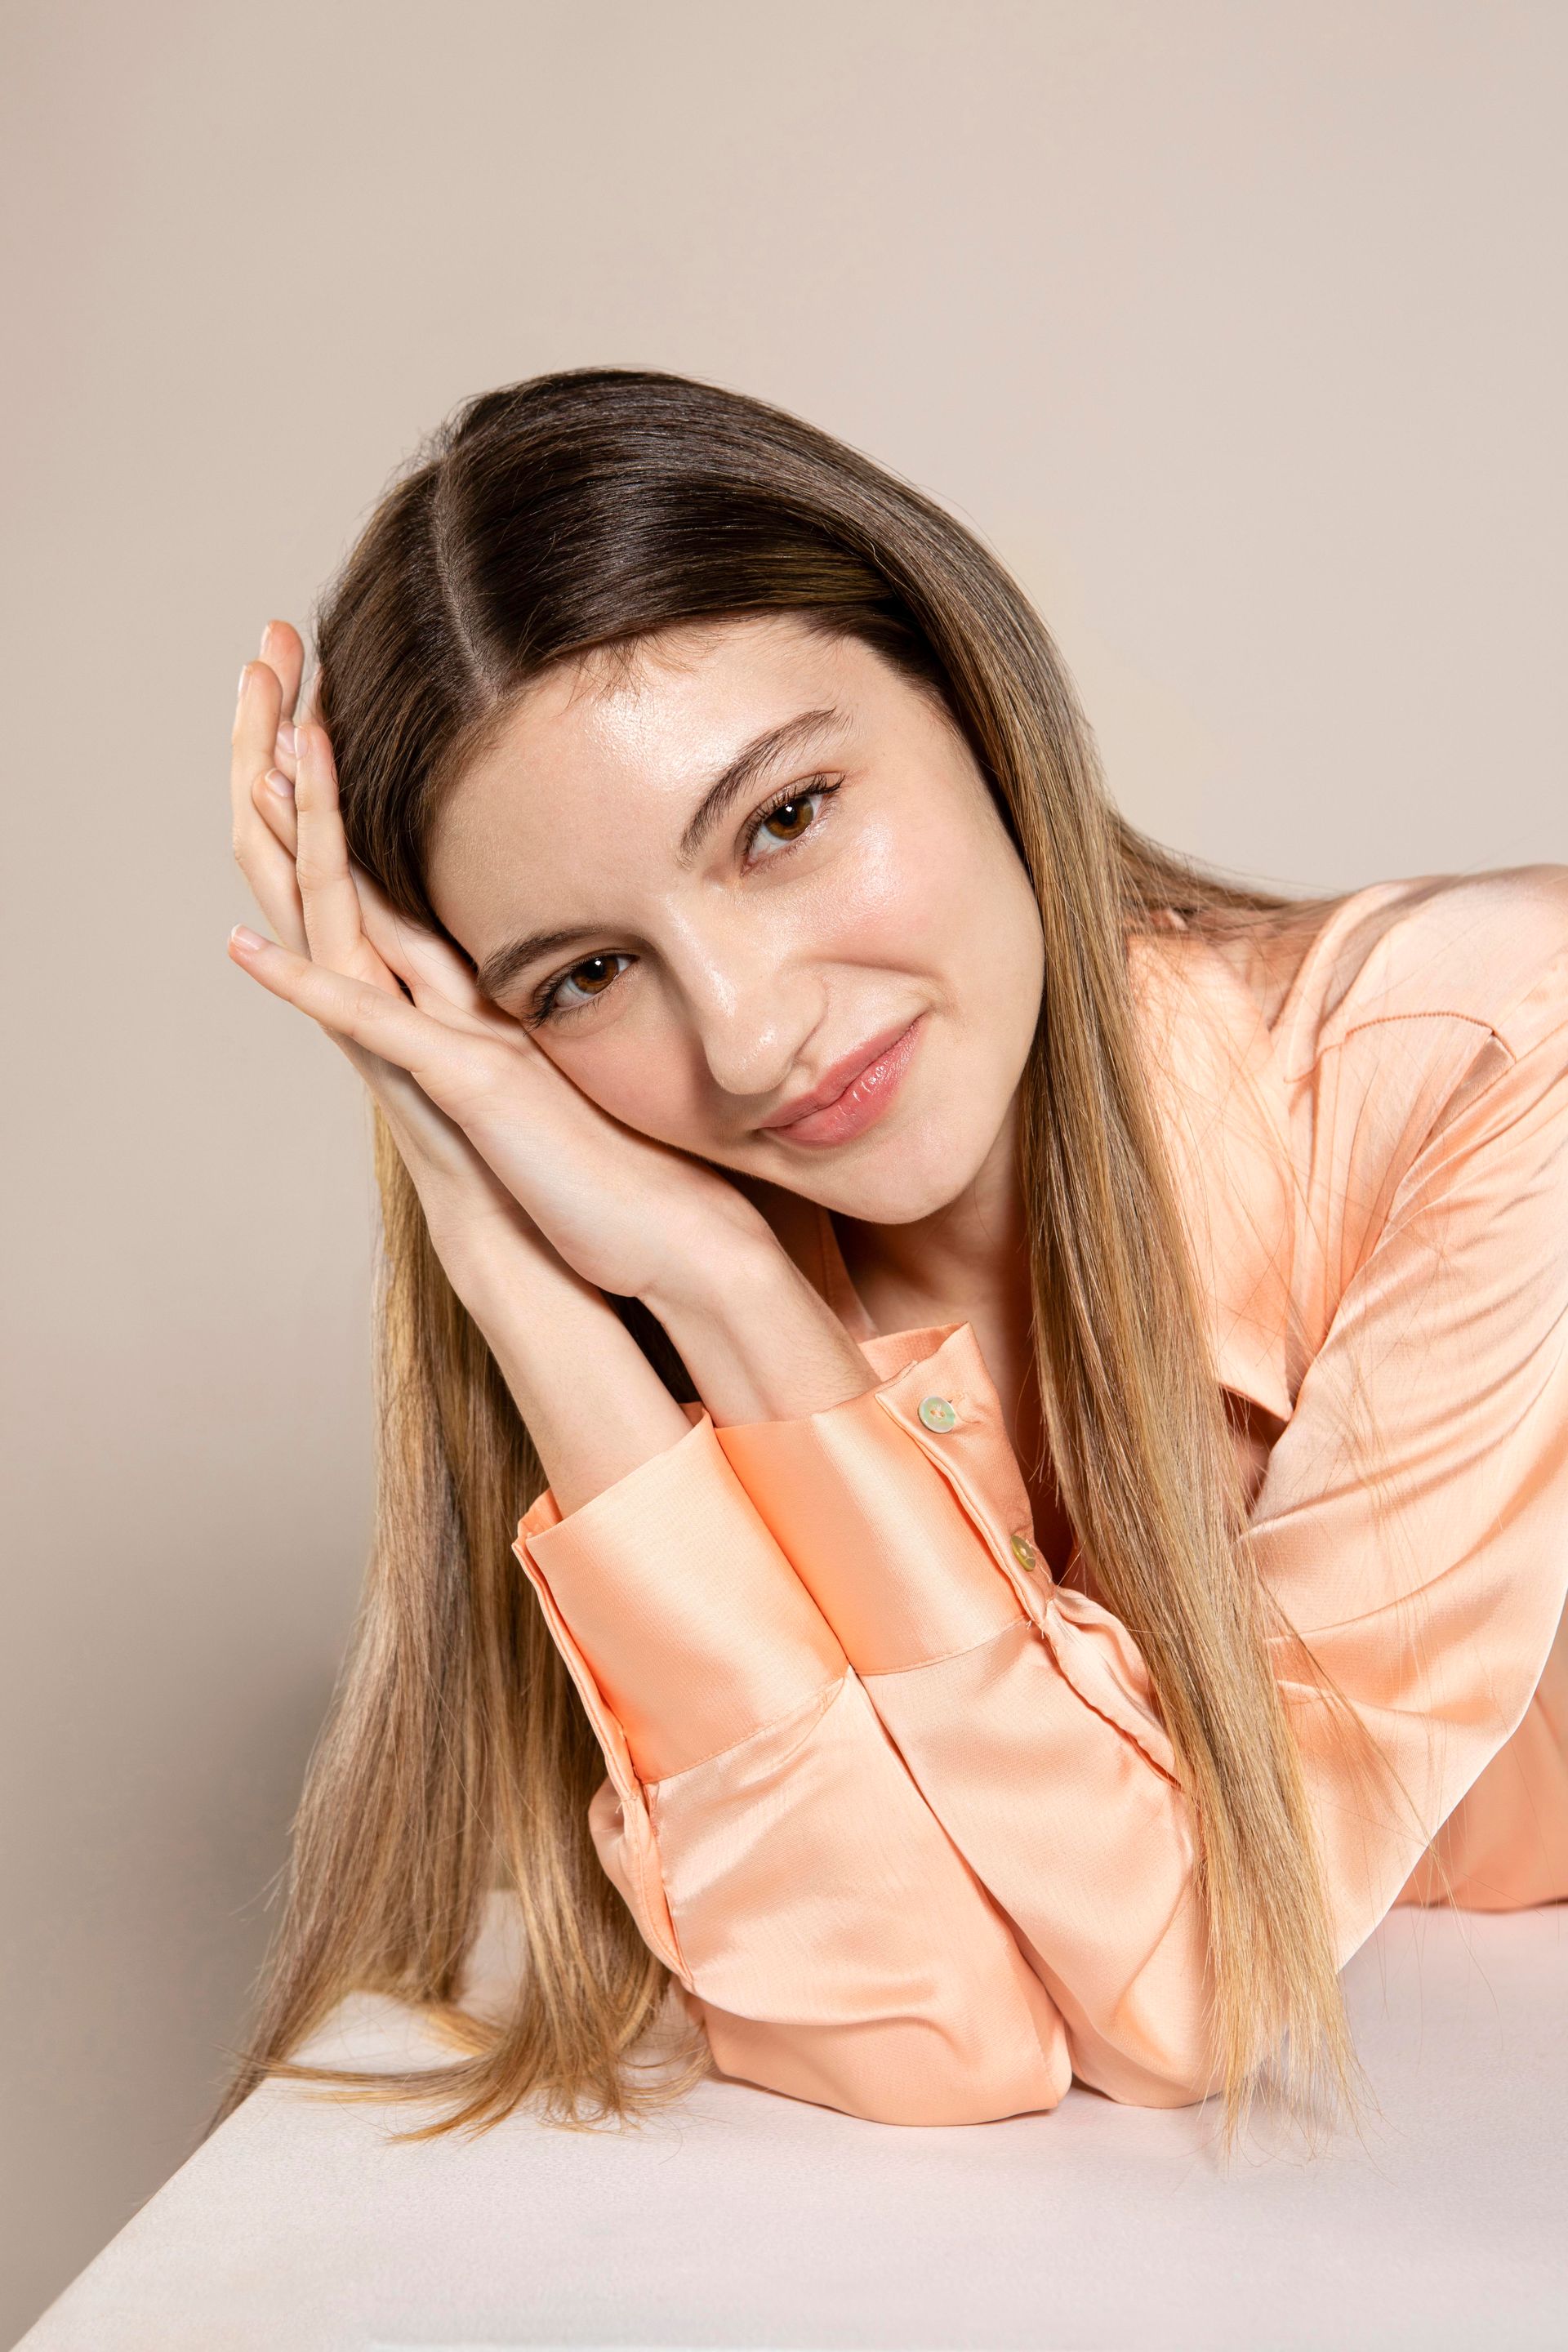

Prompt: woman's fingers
[291,719,372,973]
[232,657,282,840]
[260,619,305,728]
[232,659,308,954]
[250,756,297,853]
[351,863,503,1022]
[260,618,305,791]
[250,764,408,1002]
[238,638,492,1021]
[228,923,506,1116]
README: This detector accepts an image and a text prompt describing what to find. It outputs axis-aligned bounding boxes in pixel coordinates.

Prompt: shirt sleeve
[714,1324,1214,2106]
[511,1409,1071,2126]
[715,991,1568,2107]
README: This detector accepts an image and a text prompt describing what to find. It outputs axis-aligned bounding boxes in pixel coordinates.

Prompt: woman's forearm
[453,1223,877,1521]
[453,1236,693,1517]
[642,1241,880,1428]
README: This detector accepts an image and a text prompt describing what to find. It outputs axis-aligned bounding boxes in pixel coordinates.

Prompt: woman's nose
[673,930,822,1103]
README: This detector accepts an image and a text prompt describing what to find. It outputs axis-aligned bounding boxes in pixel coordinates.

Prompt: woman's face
[423,614,1045,1224]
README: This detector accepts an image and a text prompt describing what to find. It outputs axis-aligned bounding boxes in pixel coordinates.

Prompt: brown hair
[214,367,1365,2148]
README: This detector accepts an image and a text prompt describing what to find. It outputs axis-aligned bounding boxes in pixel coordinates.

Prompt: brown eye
[744,777,841,866]
[761,797,816,843]
[532,949,632,1025]
[566,956,618,997]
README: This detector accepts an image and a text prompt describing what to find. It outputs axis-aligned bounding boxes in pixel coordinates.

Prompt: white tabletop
[18,1900,1567,2352]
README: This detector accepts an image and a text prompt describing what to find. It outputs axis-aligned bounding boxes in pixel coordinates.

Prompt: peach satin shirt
[513,866,1568,2124]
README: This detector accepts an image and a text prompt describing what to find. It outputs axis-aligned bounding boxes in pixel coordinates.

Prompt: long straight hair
[214,368,1365,2146]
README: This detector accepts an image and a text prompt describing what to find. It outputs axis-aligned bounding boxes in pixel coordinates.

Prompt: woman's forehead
[527,614,854,738]
[452,621,869,820]
[423,620,878,940]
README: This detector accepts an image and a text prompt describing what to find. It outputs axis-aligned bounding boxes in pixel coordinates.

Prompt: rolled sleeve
[714,1324,1030,1670]
[517,1407,845,1784]
[711,1321,1206,2103]
[511,1390,1073,2123]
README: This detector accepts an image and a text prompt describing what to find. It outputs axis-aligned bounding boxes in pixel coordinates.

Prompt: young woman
[218,367,1568,2150]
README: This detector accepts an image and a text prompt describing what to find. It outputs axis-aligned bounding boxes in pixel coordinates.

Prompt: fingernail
[237,663,251,701]
[265,768,294,800]
[275,721,296,757]
[230,924,265,951]
[260,622,274,657]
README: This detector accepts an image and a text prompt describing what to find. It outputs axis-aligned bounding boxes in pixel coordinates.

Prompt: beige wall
[4,0,1564,2334]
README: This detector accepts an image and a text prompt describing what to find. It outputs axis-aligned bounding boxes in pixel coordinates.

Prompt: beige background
[3,0,1564,2337]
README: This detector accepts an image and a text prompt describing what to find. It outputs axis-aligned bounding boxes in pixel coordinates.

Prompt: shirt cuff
[712,1321,1043,1674]
[514,1406,846,1784]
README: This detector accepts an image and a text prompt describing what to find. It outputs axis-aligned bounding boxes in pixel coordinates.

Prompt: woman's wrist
[453,1231,693,1515]
[641,1236,880,1428]
[446,1208,880,1512]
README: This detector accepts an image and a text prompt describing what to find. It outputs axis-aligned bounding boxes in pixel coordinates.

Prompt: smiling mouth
[760,1016,925,1148]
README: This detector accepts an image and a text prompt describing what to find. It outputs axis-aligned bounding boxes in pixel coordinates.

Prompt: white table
[18,1900,1567,2352]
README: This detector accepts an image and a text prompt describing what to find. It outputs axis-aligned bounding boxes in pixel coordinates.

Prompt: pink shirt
[513,866,1568,2123]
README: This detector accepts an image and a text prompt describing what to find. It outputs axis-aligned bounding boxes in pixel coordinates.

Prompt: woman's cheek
[548,1025,710,1151]
[817,815,953,958]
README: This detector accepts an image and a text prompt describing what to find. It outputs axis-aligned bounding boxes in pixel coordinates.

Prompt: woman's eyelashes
[524,950,632,1027]
[523,775,844,1029]
[744,773,842,860]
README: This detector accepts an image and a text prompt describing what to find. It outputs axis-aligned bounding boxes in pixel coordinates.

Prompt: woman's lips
[762,1016,924,1147]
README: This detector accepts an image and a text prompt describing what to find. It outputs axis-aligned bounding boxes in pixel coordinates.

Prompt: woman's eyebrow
[477,923,607,1003]
[475,705,852,1003]
[675,704,850,867]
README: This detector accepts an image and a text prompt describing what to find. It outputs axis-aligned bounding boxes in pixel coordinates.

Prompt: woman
[218,367,1568,2150]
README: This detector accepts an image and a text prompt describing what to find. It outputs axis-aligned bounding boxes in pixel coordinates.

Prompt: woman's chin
[798,1132,988,1225]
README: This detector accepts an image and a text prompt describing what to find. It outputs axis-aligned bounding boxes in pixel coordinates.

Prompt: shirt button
[1009,1532,1040,1572]
[918,1394,958,1432]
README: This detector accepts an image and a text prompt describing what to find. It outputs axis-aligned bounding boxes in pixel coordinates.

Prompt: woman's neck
[832,1103,1075,1573]
[832,1101,1030,1340]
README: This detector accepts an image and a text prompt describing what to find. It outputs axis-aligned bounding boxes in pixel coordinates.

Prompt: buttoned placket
[877,1350,1055,1632]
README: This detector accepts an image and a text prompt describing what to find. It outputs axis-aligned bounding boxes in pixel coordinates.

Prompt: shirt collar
[1127,924,1296,1424]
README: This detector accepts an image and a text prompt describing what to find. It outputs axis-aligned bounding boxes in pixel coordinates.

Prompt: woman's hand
[229,620,877,1461]
[228,624,773,1309]
[230,625,534,1288]
[230,622,706,1510]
